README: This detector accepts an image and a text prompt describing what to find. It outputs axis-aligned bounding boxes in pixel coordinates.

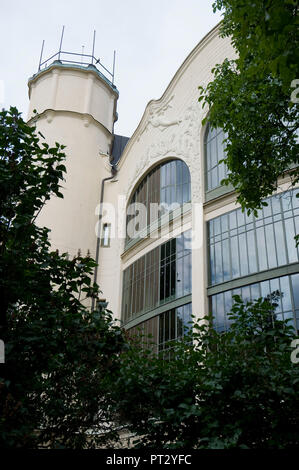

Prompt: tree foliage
[0,108,126,448]
[111,296,299,449]
[199,0,299,214]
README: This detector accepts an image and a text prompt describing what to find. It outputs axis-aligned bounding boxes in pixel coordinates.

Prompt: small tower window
[101,223,111,247]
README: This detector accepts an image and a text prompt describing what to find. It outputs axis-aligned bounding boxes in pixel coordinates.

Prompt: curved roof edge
[27,61,119,99]
[117,22,222,169]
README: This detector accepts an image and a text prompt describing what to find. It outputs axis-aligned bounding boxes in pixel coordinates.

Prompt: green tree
[111,296,299,449]
[199,0,299,214]
[0,107,125,448]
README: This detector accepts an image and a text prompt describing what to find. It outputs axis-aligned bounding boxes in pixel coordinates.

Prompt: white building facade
[27,24,299,350]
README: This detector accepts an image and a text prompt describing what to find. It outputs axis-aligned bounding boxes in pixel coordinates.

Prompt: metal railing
[37,27,116,85]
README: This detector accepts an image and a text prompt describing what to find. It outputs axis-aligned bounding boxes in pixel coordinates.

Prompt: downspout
[92,94,118,310]
[92,162,117,310]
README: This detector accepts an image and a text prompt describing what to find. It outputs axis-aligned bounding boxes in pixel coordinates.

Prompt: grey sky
[1,0,221,137]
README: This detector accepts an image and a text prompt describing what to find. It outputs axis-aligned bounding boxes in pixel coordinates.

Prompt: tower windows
[101,223,111,247]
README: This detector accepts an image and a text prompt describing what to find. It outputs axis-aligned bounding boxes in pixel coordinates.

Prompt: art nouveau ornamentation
[126,103,203,202]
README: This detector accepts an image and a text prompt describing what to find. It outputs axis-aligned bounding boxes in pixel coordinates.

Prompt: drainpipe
[92,162,117,310]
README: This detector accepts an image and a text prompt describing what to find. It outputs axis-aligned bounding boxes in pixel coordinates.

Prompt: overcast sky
[1,0,221,137]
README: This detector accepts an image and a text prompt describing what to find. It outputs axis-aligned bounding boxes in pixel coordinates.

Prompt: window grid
[208,189,299,286]
[126,159,191,243]
[126,303,192,356]
[121,231,192,324]
[211,273,299,332]
[158,303,192,352]
[205,125,228,192]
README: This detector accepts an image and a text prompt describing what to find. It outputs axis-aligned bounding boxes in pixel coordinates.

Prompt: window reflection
[122,231,192,323]
[126,159,191,243]
[208,189,299,286]
[211,273,299,332]
[205,124,228,192]
[128,302,192,354]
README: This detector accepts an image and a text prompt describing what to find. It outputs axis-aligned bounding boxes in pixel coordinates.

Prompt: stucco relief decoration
[138,95,180,136]
[128,96,203,202]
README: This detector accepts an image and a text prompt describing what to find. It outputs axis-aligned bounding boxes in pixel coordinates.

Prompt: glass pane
[230,236,240,279]
[161,165,166,188]
[229,211,237,230]
[177,307,183,337]
[209,244,215,285]
[164,311,169,342]
[218,161,225,183]
[241,285,250,302]
[210,137,217,168]
[183,183,189,203]
[262,201,272,218]
[217,130,225,161]
[292,191,299,209]
[221,214,228,232]
[170,161,176,185]
[159,313,164,345]
[274,221,286,266]
[284,218,298,263]
[183,253,192,295]
[170,309,176,340]
[216,293,225,331]
[247,230,257,274]
[177,160,183,184]
[250,283,260,301]
[214,217,221,235]
[239,233,249,277]
[171,260,176,297]
[182,162,189,184]
[237,209,245,228]
[265,224,277,268]
[166,163,171,186]
[270,278,280,310]
[222,238,230,281]
[260,280,270,299]
[256,227,268,271]
[215,242,223,284]
[224,291,233,316]
[271,196,281,215]
[211,166,218,189]
[207,170,212,190]
[176,184,183,205]
[291,274,299,308]
[176,257,183,298]
[280,276,292,312]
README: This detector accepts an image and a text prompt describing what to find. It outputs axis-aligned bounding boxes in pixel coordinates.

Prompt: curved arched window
[126,159,190,243]
[205,124,228,192]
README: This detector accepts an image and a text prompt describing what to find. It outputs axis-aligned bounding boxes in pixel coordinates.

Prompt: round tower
[27,54,118,260]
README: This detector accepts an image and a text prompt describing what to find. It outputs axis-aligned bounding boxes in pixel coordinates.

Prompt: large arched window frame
[126,159,191,247]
